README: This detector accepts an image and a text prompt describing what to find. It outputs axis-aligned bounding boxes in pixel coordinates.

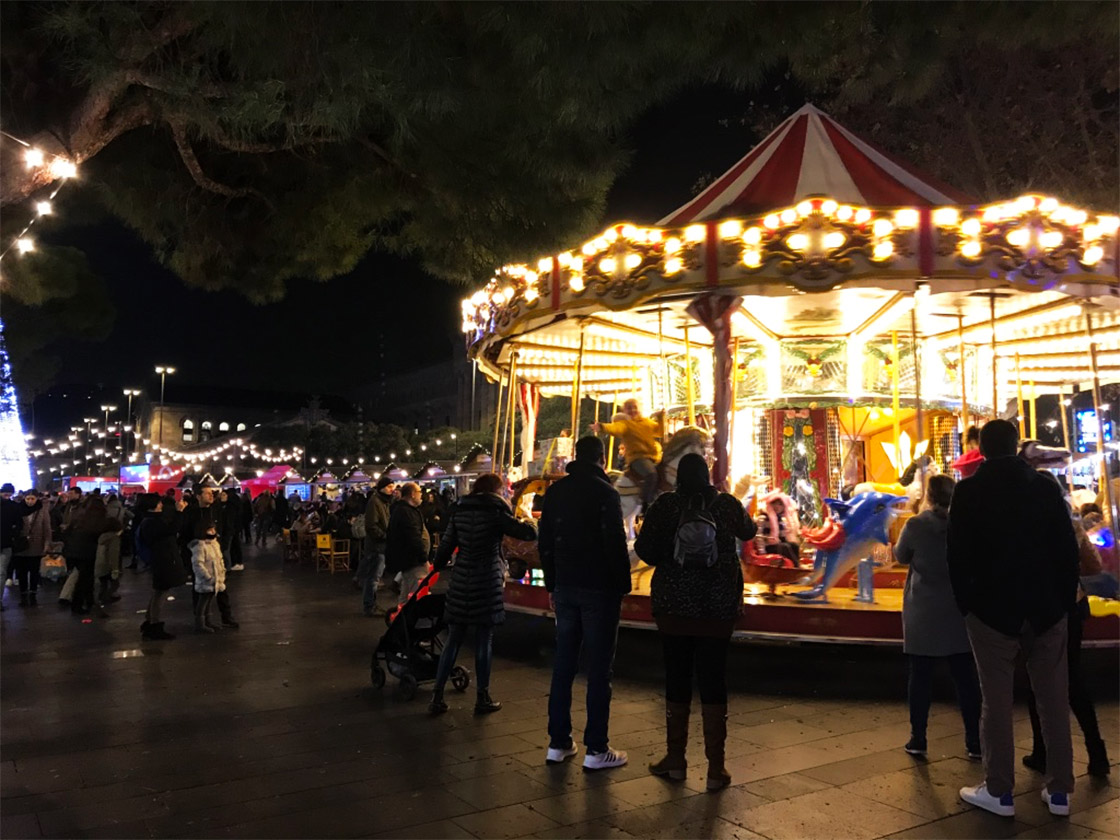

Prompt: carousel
[463,104,1120,646]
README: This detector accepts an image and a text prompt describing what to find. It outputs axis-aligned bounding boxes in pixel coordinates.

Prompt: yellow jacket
[601,416,662,463]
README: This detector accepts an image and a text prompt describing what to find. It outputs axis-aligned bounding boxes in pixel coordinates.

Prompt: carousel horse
[1018,439,1071,470]
[614,425,710,540]
[792,491,906,602]
[848,456,937,504]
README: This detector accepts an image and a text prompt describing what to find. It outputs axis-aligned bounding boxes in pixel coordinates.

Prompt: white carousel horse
[613,426,711,541]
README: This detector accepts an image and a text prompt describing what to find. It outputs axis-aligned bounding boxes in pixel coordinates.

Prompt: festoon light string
[0,130,78,261]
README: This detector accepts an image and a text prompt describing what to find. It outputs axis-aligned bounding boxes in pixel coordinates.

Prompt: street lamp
[122,388,141,461]
[83,417,97,473]
[154,366,176,447]
[101,405,118,480]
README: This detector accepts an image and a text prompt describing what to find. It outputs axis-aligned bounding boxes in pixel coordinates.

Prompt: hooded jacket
[538,459,631,595]
[14,500,52,557]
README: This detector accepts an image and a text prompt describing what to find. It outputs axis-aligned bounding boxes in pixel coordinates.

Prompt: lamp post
[83,417,96,474]
[101,404,117,481]
[154,366,176,447]
[122,388,140,459]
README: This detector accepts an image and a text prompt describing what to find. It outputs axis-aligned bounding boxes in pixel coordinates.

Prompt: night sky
[30,81,795,432]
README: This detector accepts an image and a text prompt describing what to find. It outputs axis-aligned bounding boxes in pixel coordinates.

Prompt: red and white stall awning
[659,103,974,226]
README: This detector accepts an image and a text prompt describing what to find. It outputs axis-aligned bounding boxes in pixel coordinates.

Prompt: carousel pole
[684,326,696,427]
[891,330,901,474]
[570,326,586,436]
[728,338,741,473]
[1058,385,1072,482]
[1015,353,1026,439]
[1085,309,1119,548]
[989,294,999,419]
[606,392,619,471]
[1029,379,1038,441]
[910,307,925,504]
[491,370,505,471]
[506,351,519,473]
[957,314,969,441]
[658,308,668,410]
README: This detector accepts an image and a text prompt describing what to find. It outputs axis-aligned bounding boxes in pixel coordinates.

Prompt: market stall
[463,104,1120,645]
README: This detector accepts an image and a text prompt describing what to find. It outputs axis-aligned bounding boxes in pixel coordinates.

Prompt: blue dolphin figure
[793,491,905,603]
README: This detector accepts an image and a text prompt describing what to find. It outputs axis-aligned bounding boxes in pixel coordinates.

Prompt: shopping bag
[40,554,66,582]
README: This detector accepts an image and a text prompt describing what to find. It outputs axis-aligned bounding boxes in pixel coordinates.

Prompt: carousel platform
[503,573,1120,647]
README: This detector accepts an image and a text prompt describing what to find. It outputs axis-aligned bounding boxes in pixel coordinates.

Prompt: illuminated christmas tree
[0,319,32,490]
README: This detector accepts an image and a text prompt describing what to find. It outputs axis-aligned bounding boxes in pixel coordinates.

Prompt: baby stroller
[370,568,471,700]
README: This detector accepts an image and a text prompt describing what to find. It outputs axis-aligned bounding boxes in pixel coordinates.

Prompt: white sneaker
[4,579,12,587]
[545,741,578,764]
[583,747,628,771]
[960,782,1015,817]
[1041,787,1070,816]
[230,564,245,571]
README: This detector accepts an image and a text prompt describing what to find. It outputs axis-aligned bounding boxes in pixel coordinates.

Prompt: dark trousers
[1026,602,1103,756]
[661,633,731,705]
[547,586,622,753]
[906,652,981,749]
[12,556,41,593]
[227,535,242,568]
[434,623,493,692]
[192,588,235,620]
[242,516,252,543]
[73,556,96,609]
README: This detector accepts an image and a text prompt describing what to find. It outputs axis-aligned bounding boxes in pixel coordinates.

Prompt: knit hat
[0,483,14,494]
[376,475,395,491]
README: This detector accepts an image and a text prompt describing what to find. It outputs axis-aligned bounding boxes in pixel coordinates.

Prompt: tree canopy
[1,1,1115,308]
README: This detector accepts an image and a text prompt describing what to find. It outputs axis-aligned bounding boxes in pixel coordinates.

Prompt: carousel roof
[659,104,973,226]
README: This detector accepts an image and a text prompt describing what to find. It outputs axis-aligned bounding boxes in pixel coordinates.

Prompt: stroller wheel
[371,664,386,689]
[450,665,471,692]
[398,672,418,701]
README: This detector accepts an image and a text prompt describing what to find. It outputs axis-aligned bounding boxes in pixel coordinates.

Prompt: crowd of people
[0,411,1114,818]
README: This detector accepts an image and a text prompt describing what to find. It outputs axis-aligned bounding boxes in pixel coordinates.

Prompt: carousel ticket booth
[465,104,1120,645]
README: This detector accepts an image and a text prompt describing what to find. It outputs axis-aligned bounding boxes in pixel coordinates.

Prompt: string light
[0,130,77,261]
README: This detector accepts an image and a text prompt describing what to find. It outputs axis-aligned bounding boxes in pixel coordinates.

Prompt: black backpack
[673,494,719,569]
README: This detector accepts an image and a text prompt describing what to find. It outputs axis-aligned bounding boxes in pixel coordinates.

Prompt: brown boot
[649,701,691,780]
[702,703,730,791]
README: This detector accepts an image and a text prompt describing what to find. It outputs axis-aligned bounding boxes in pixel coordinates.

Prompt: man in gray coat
[357,476,395,616]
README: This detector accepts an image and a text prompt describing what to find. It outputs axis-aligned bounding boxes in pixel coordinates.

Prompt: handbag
[40,554,66,581]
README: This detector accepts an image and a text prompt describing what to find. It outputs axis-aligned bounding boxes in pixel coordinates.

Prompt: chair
[328,538,350,574]
[281,529,298,563]
[315,534,333,572]
[298,531,316,564]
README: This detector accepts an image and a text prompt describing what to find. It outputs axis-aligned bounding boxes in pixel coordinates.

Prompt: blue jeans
[358,550,385,612]
[548,586,622,753]
[434,623,493,693]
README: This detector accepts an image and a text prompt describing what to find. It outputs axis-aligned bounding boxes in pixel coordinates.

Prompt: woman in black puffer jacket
[634,453,755,792]
[428,473,536,716]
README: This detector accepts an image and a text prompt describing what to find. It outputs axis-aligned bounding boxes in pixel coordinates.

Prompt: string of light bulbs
[0,130,78,261]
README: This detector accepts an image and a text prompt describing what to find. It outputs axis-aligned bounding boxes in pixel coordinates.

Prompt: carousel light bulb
[537,257,551,273]
[1083,245,1104,265]
[933,207,960,227]
[820,199,838,216]
[719,220,743,238]
[471,290,487,306]
[1038,196,1059,213]
[35,201,52,216]
[741,249,761,268]
[593,237,609,251]
[569,274,585,292]
[961,218,982,237]
[1083,224,1102,242]
[557,251,573,268]
[16,237,34,253]
[491,292,504,305]
[786,233,809,251]
[599,257,617,274]
[663,257,683,275]
[779,208,797,225]
[823,231,846,250]
[523,286,539,302]
[620,224,638,240]
[763,214,780,229]
[1067,209,1088,227]
[1014,195,1037,214]
[854,208,872,224]
[48,158,77,179]
[1006,227,1031,248]
[664,237,682,254]
[836,205,854,221]
[684,224,706,243]
[623,252,642,270]
[741,227,762,245]
[1098,215,1120,235]
[24,148,44,168]
[961,240,982,258]
[872,218,894,238]
[796,200,814,217]
[1041,230,1065,249]
[604,228,619,243]
[894,208,919,229]
[581,241,596,257]
[646,228,662,243]
[570,256,583,272]
[502,286,514,301]
[872,241,894,260]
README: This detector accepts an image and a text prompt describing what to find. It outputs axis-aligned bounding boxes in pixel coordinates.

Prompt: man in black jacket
[385,482,430,606]
[538,436,631,771]
[948,419,1078,818]
[1,483,23,596]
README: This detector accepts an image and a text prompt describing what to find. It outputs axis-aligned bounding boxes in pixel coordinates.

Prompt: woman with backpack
[634,453,756,791]
[636,454,757,788]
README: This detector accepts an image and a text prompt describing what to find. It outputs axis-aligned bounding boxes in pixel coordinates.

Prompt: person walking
[240,490,254,544]
[948,420,1080,818]
[1,483,23,601]
[222,488,245,571]
[181,487,239,630]
[66,496,120,615]
[634,453,755,791]
[11,490,52,607]
[139,495,187,640]
[895,474,981,760]
[358,477,395,615]
[538,436,632,771]
[385,482,430,605]
[428,473,537,716]
[252,490,275,547]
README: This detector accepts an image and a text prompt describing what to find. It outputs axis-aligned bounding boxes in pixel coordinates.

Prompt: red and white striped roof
[659,104,974,226]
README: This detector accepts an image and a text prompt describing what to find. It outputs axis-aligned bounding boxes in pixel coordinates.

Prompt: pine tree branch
[170,121,275,211]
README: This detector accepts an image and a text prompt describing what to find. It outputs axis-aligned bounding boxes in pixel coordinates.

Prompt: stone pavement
[1,544,1117,840]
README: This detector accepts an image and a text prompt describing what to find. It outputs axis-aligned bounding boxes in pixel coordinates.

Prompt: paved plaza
[1,547,1117,840]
